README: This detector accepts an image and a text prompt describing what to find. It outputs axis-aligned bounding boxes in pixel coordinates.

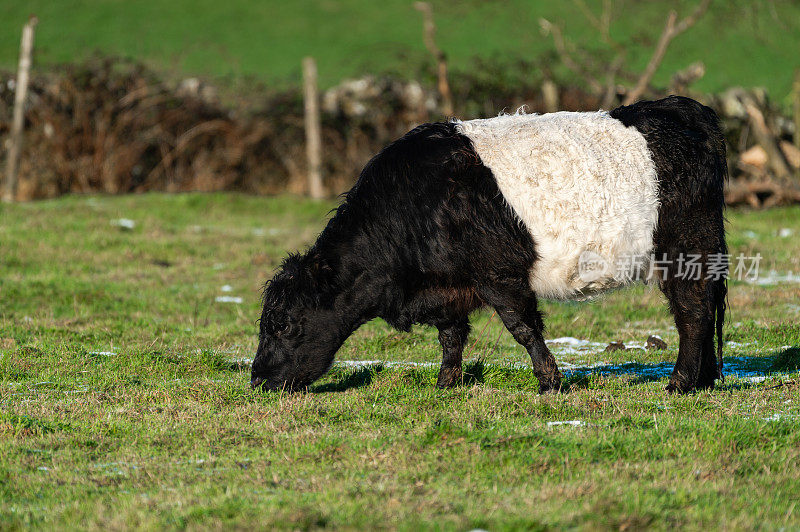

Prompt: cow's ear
[280,253,304,279]
[297,252,335,305]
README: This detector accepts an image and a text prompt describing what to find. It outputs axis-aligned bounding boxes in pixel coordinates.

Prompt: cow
[250,95,728,394]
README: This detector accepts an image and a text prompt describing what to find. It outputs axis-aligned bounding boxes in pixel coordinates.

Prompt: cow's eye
[275,320,292,337]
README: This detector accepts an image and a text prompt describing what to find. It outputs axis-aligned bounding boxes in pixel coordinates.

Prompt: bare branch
[600,0,612,40]
[669,61,705,94]
[539,18,603,94]
[601,54,625,109]
[572,0,617,48]
[674,0,712,34]
[572,0,602,33]
[743,98,791,179]
[623,0,711,105]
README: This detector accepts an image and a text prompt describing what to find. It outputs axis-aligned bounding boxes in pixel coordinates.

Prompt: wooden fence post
[541,79,559,113]
[303,57,324,199]
[4,16,38,203]
[793,70,800,156]
[414,2,453,117]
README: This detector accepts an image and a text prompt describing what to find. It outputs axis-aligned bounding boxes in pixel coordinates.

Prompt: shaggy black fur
[252,95,726,395]
[611,96,728,393]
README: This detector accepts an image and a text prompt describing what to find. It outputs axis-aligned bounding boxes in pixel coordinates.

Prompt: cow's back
[455,111,659,300]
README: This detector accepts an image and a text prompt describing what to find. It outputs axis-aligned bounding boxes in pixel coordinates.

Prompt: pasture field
[1,1,799,102]
[2,193,800,529]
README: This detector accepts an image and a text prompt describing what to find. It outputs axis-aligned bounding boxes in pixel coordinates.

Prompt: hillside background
[2,0,799,103]
[1,0,800,203]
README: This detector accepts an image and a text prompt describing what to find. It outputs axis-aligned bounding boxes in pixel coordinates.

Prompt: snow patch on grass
[110,218,136,230]
[726,341,754,349]
[230,337,798,384]
[763,413,795,422]
[547,420,585,427]
[215,296,243,304]
[337,360,439,369]
[746,270,800,286]
[546,337,606,356]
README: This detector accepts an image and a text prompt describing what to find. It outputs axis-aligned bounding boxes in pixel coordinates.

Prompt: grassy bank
[2,193,800,529]
[1,1,799,102]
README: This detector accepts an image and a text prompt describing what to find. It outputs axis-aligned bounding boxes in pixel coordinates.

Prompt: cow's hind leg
[662,277,718,393]
[697,277,726,389]
[493,296,561,394]
[435,318,470,388]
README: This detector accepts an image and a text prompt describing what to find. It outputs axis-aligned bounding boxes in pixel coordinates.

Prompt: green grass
[2,193,800,529]
[1,1,799,104]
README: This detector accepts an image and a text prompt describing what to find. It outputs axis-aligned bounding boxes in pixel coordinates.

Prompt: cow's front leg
[494,297,562,394]
[435,318,470,388]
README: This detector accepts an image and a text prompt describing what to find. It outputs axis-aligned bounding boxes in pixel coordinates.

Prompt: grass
[2,192,800,529]
[1,1,799,104]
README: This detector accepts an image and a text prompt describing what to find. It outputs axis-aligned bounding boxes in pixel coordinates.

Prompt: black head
[251,254,341,392]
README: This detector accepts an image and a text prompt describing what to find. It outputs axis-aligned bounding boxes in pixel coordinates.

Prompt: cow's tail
[710,103,728,383]
[714,275,727,381]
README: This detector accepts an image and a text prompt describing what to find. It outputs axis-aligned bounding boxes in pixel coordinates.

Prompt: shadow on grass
[228,360,251,372]
[307,347,800,393]
[310,366,384,393]
[564,347,800,390]
[772,347,800,372]
[307,360,489,393]
[462,360,486,386]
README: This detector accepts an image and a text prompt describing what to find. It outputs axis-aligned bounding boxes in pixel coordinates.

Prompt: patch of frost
[747,270,800,286]
[336,359,438,369]
[762,413,794,422]
[215,296,243,304]
[546,337,606,356]
[547,420,585,427]
[110,218,135,230]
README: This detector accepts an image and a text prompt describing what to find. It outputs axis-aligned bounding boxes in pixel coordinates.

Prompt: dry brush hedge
[1,58,798,204]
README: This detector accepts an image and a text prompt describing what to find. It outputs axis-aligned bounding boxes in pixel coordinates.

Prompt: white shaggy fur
[455,111,659,300]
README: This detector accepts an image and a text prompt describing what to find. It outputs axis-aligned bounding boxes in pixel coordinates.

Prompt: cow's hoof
[666,380,693,394]
[538,379,562,395]
[695,377,717,391]
[537,368,563,394]
[436,366,462,388]
[696,369,720,391]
